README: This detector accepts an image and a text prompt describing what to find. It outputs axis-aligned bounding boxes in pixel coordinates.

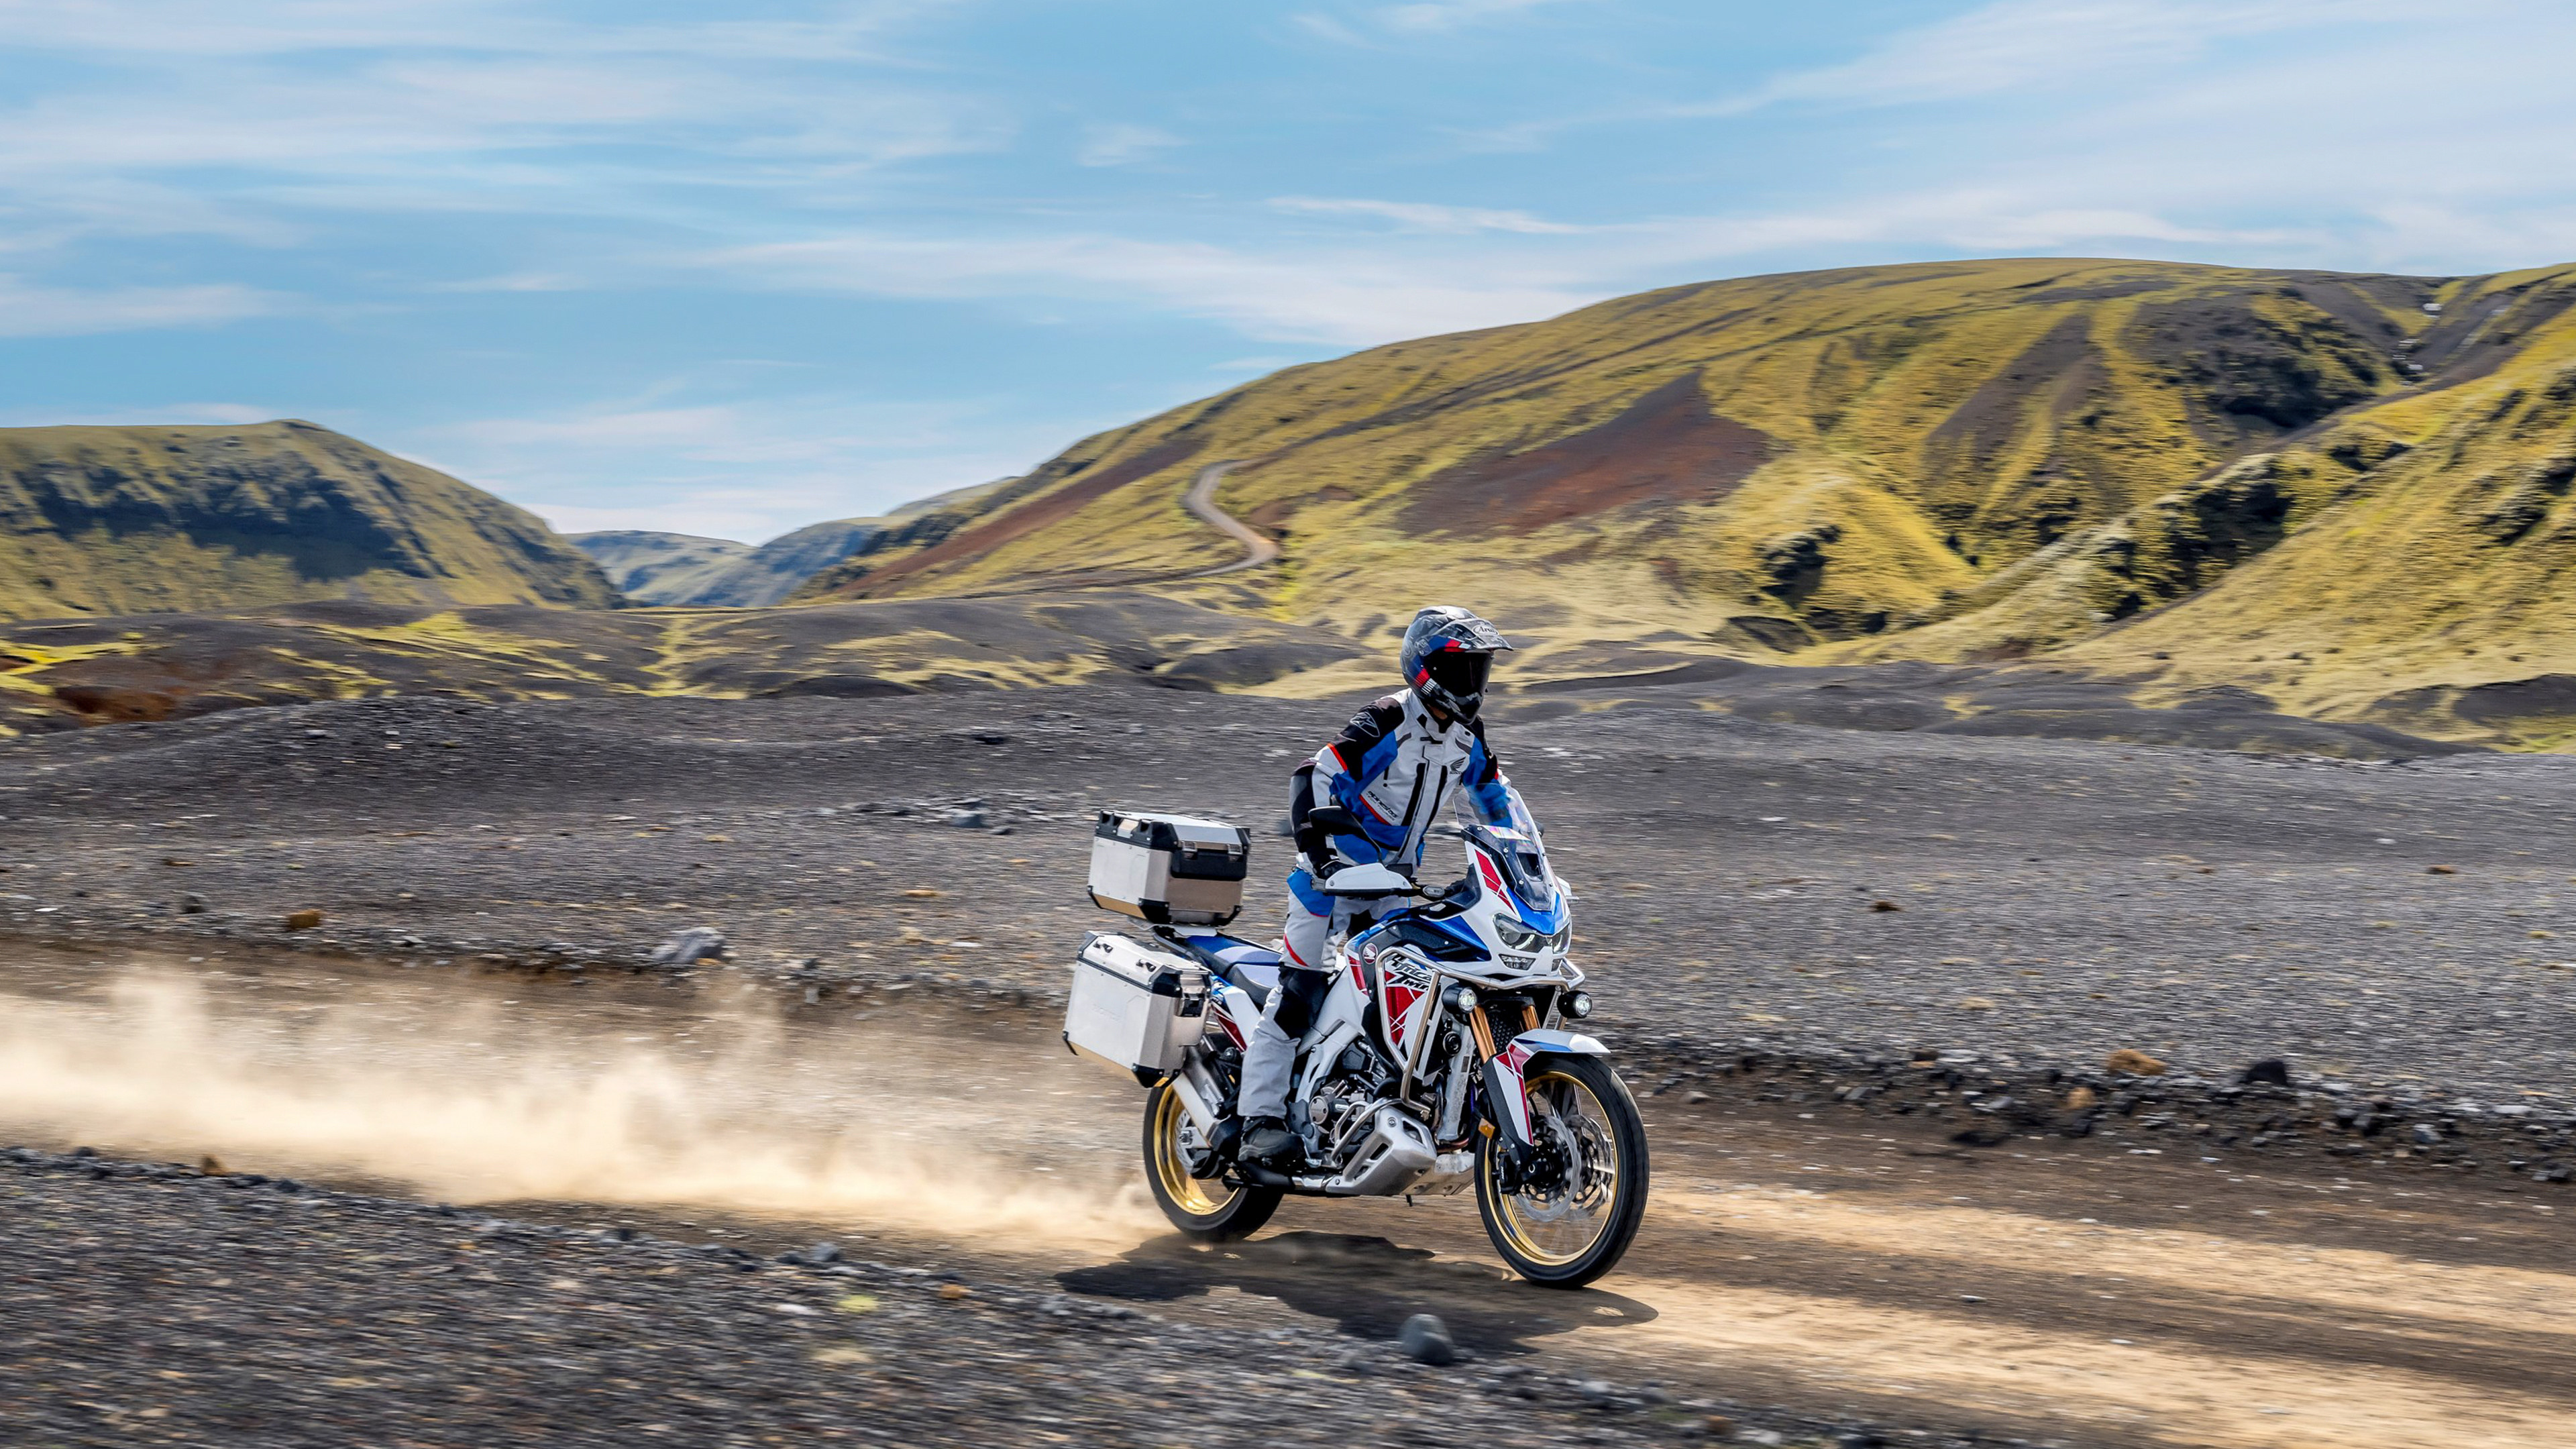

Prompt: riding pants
[1237,894,1385,1123]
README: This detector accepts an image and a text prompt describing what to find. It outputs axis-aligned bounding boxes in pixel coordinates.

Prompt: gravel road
[3,1146,1758,1449]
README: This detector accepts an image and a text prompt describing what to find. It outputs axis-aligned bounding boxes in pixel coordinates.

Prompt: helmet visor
[1421,649,1492,699]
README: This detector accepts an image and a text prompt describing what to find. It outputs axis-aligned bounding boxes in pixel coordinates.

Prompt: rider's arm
[1464,721,1540,838]
[1308,697,1407,861]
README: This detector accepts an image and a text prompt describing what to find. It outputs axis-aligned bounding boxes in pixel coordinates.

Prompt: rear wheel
[1142,1078,1282,1239]
[1475,1055,1649,1287]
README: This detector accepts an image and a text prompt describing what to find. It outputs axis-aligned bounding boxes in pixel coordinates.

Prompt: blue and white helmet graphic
[1398,606,1511,723]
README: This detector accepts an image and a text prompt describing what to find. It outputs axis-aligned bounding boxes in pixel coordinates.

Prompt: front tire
[1475,1055,1649,1287]
[1142,1078,1282,1240]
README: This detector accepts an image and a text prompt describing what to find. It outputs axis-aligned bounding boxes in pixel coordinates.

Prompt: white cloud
[0,275,277,337]
[1270,196,1584,234]
[1699,0,2428,116]
[1375,0,1580,33]
[706,230,1600,345]
[1291,0,1584,43]
[0,5,1006,233]
[1077,123,1181,168]
[0,400,279,427]
[416,389,1069,542]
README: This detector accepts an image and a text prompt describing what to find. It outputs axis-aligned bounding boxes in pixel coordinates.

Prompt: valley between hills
[7,256,2576,753]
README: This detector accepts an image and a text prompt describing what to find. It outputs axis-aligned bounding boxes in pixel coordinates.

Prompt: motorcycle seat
[1181,932,1282,1007]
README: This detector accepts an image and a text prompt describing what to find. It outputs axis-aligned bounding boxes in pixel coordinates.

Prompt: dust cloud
[0,969,1158,1248]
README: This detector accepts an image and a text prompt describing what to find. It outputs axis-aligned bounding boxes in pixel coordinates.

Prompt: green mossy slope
[0,421,619,621]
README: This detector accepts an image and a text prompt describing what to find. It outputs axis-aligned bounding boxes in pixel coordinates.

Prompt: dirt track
[6,947,2574,1448]
[11,685,2576,1443]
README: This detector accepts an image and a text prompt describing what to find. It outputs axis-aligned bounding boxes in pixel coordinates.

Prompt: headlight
[1494,918,1546,952]
[1443,983,1479,1014]
[1563,991,1593,1020]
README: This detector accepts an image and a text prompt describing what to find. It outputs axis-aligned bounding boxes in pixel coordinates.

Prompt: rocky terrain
[0,421,617,621]
[5,683,2573,1111]
[0,590,1359,733]
[4,1145,1808,1449]
[13,685,2576,1445]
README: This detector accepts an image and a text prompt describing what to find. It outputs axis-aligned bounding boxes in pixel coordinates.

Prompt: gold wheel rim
[1485,1069,1623,1269]
[1152,1085,1238,1218]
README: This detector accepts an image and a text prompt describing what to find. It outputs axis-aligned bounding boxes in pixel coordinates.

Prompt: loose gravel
[1,1146,1843,1449]
[7,686,2576,1116]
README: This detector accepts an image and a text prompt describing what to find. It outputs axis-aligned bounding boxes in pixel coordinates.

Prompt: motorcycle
[1122,808,1648,1287]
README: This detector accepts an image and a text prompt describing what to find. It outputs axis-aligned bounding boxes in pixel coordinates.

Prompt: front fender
[1481,1029,1613,1148]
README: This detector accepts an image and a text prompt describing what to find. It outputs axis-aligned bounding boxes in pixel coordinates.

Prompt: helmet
[1399,606,1511,722]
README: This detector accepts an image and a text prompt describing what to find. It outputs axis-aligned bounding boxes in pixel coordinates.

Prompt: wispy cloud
[419,387,1069,542]
[1375,0,1583,33]
[1075,123,1182,168]
[1695,0,2425,115]
[1293,0,1586,42]
[1271,197,1585,234]
[0,275,278,337]
[0,400,280,427]
[704,231,1600,345]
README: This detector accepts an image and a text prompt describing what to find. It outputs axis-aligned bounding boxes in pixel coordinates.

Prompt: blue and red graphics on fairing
[1472,838,1564,936]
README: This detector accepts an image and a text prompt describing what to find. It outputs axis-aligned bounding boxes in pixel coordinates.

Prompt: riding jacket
[1286,690,1535,924]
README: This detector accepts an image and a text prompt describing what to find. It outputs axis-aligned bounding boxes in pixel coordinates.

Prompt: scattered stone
[1684,1089,1710,1104]
[2064,1085,2098,1111]
[283,909,323,931]
[937,1283,972,1301]
[2106,1048,2168,1077]
[947,809,991,829]
[2427,864,2457,875]
[1397,1312,1456,1366]
[1868,900,1901,912]
[197,1155,223,1175]
[162,857,193,867]
[2239,1058,2294,1088]
[649,926,728,968]
[2411,1123,2443,1146]
[179,892,208,914]
[902,888,943,900]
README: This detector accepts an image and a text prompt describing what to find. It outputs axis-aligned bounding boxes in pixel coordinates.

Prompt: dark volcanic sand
[5,685,2573,1106]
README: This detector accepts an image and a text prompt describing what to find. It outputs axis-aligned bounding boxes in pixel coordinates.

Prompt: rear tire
[1142,1078,1282,1240]
[1475,1055,1649,1287]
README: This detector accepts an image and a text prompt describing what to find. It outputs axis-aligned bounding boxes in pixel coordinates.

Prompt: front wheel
[1142,1077,1282,1240]
[1476,1055,1649,1287]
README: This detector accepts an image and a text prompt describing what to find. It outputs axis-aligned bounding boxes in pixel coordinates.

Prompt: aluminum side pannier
[1065,932,1210,1074]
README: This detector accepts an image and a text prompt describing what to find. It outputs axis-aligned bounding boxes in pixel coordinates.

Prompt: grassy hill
[569,531,754,605]
[792,256,2576,741]
[0,421,619,621]
[588,483,1014,608]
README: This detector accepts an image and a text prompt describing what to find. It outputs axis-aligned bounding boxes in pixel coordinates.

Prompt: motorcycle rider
[1238,606,1541,1170]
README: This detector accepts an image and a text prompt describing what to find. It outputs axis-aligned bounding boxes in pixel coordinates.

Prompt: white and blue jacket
[1287,690,1534,922]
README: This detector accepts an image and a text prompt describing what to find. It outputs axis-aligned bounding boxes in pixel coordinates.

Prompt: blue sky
[5,0,2576,543]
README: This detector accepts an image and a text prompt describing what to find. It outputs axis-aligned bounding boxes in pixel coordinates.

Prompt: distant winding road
[1182,461,1279,577]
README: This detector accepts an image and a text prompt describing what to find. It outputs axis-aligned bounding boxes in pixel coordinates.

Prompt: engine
[1305,1040,1398,1161]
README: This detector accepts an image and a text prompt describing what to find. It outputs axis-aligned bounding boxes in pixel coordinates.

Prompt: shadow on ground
[1057,1230,1658,1352]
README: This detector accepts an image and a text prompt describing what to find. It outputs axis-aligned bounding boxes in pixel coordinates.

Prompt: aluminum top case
[1065,932,1211,1075]
[1089,808,1250,927]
